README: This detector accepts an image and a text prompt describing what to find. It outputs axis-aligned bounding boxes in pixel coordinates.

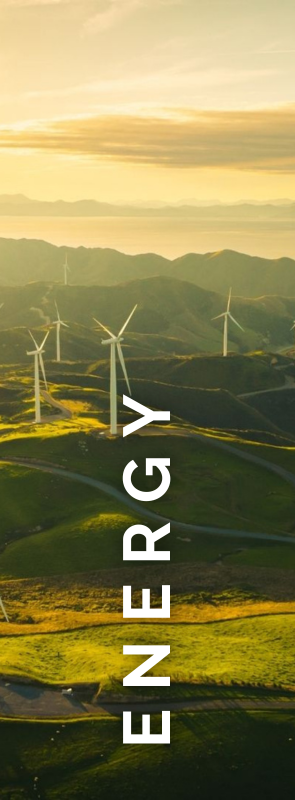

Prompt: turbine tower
[63,254,70,286]
[94,305,137,435]
[0,595,9,623]
[212,288,244,357]
[27,331,49,424]
[52,302,69,362]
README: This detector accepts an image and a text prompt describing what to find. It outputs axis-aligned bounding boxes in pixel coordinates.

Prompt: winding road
[0,679,295,719]
[239,365,295,399]
[41,389,72,421]
[2,380,295,545]
[1,430,295,545]
[1,393,295,719]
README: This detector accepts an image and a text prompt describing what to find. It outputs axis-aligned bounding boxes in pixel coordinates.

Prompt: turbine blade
[39,352,48,390]
[60,321,69,328]
[229,313,244,332]
[0,595,9,623]
[29,330,39,349]
[55,301,61,321]
[118,304,138,336]
[291,323,295,331]
[40,330,50,350]
[93,318,114,338]
[117,342,131,394]
[227,287,232,312]
[212,313,226,321]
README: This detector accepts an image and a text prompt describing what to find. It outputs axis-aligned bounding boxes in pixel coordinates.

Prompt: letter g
[123,458,171,502]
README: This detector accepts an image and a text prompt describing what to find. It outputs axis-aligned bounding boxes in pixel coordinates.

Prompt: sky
[0,0,295,202]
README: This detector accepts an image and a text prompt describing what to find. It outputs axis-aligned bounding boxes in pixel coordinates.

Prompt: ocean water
[0,215,294,260]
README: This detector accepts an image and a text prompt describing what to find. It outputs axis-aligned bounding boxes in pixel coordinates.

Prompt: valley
[0,242,295,797]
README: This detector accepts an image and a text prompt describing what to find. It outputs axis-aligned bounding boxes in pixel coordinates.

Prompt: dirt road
[1,454,295,545]
[0,679,295,719]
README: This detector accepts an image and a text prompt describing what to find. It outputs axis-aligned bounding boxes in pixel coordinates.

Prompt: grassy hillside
[0,277,295,354]
[0,616,295,687]
[0,713,294,800]
[89,353,284,394]
[246,390,295,437]
[1,237,295,298]
[0,345,291,437]
[1,431,295,582]
[117,379,284,436]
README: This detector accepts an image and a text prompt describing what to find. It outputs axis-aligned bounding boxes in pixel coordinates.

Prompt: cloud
[25,67,276,101]
[84,0,180,34]
[0,0,72,6]
[1,105,295,172]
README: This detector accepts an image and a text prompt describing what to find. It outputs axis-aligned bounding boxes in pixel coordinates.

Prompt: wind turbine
[93,305,137,435]
[0,595,9,623]
[52,302,69,362]
[63,254,70,286]
[291,320,295,338]
[27,330,49,423]
[212,288,244,357]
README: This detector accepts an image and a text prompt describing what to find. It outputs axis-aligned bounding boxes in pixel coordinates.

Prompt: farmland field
[0,616,294,689]
[0,712,294,800]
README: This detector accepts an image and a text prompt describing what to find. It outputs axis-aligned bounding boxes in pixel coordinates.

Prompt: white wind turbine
[27,330,49,423]
[63,254,70,286]
[291,319,295,338]
[52,302,69,362]
[212,288,244,357]
[94,305,137,435]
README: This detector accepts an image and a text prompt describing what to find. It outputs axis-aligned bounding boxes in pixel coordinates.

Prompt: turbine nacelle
[28,330,49,353]
[101,336,124,345]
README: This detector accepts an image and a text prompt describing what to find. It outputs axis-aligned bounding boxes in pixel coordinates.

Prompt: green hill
[0,276,295,354]
[89,353,284,395]
[1,431,295,582]
[246,389,295,437]
[1,712,295,800]
[1,237,295,297]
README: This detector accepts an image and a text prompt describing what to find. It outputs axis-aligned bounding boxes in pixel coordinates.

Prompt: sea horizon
[0,215,294,260]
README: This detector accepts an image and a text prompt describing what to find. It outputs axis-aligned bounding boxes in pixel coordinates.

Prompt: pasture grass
[1,430,295,535]
[0,616,294,688]
[0,712,295,799]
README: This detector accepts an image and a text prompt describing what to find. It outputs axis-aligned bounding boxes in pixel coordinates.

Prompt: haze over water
[0,216,294,260]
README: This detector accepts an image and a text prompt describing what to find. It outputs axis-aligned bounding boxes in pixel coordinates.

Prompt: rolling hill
[0,237,295,297]
[0,276,295,354]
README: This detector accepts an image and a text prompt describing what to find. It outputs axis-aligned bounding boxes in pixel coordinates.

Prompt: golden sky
[0,0,295,202]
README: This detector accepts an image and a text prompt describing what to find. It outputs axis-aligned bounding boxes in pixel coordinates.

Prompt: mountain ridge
[0,276,294,355]
[0,237,295,298]
[1,195,295,219]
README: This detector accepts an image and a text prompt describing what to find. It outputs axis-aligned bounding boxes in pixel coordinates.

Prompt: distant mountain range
[0,194,295,219]
[0,237,295,299]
